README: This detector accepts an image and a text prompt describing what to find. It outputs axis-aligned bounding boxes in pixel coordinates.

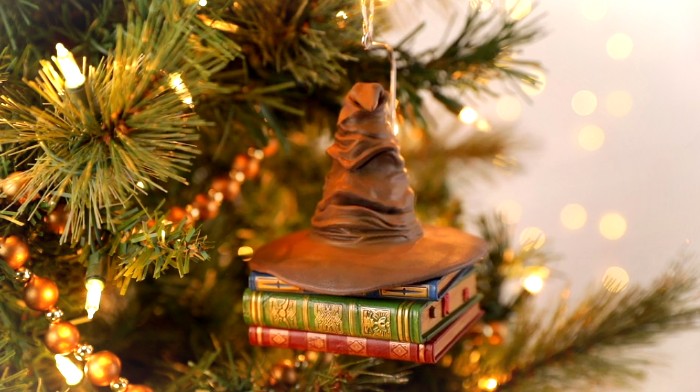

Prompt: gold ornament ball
[86,350,122,386]
[245,158,261,179]
[167,206,188,223]
[23,275,59,311]
[127,385,154,392]
[1,172,28,197]
[263,139,280,157]
[45,321,80,354]
[1,235,30,270]
[233,154,249,172]
[45,204,69,235]
[191,194,219,220]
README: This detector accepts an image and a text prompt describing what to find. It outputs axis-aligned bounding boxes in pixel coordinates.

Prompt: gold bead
[45,321,80,354]
[45,307,64,322]
[110,377,129,392]
[23,275,59,311]
[1,235,30,270]
[86,350,122,386]
[14,267,32,283]
[74,343,94,361]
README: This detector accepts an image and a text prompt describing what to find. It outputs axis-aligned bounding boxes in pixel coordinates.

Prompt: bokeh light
[607,33,634,60]
[602,266,630,293]
[519,226,546,251]
[579,0,607,21]
[599,212,627,240]
[497,200,523,224]
[459,106,479,125]
[577,124,605,151]
[571,90,598,116]
[237,246,254,261]
[605,90,634,117]
[522,266,550,294]
[560,203,588,230]
[505,0,533,20]
[478,377,499,391]
[475,118,492,132]
[496,96,522,122]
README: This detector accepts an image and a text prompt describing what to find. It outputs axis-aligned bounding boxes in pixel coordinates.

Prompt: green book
[242,273,481,343]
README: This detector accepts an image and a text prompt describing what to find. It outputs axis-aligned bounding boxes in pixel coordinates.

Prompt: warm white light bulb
[522,266,550,294]
[55,354,84,386]
[54,43,86,89]
[168,72,194,107]
[85,278,104,319]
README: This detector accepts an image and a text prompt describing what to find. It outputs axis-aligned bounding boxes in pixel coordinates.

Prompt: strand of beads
[167,140,278,225]
[0,236,152,391]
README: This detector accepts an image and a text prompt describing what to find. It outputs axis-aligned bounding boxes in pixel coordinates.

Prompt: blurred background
[387,1,700,390]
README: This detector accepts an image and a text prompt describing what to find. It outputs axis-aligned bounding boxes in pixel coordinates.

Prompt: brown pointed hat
[250,83,487,295]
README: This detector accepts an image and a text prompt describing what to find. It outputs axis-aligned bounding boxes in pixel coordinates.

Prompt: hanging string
[361,0,397,133]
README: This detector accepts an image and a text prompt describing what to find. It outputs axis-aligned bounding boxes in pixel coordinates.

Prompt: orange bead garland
[23,275,59,311]
[0,235,30,270]
[86,350,122,386]
[45,321,80,354]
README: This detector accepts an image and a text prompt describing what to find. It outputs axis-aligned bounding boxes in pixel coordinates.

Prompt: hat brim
[249,226,487,295]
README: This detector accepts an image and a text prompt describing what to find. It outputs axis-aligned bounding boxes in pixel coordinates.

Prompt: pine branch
[0,1,235,245]
[207,0,360,87]
[111,216,210,295]
[0,0,38,52]
[489,261,700,391]
[392,6,543,124]
[0,325,33,391]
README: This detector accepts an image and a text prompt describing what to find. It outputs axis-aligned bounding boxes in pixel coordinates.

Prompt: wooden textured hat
[249,83,487,295]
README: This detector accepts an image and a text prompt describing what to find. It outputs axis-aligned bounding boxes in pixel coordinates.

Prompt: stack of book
[243,267,483,363]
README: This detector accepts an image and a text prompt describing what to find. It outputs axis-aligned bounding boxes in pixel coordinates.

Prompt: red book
[249,303,483,364]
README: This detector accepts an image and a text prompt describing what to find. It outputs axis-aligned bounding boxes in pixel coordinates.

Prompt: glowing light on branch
[459,106,479,125]
[522,266,550,294]
[478,377,499,391]
[54,43,85,89]
[85,278,104,319]
[168,73,194,107]
[55,354,84,385]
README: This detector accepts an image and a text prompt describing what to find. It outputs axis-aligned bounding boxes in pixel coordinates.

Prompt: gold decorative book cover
[249,299,484,364]
[243,272,480,344]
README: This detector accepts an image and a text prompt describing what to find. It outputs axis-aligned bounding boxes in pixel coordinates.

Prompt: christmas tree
[1,0,699,391]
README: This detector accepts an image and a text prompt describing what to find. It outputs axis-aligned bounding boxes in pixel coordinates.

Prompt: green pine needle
[0,1,235,245]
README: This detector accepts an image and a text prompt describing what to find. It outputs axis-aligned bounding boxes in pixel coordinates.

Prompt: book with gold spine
[242,272,479,344]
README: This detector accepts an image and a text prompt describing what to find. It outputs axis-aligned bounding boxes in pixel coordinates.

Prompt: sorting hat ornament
[250,82,487,295]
